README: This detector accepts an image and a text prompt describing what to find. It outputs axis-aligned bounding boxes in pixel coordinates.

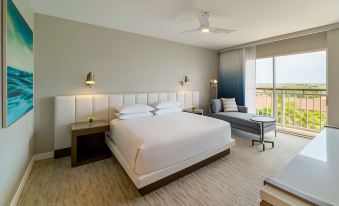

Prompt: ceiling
[28,0,339,50]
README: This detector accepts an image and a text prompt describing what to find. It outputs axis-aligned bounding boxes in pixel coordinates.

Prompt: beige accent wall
[34,14,218,154]
[256,32,327,58]
[0,1,34,205]
[327,29,339,127]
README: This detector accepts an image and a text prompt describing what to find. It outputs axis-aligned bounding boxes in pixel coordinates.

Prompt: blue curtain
[218,49,245,106]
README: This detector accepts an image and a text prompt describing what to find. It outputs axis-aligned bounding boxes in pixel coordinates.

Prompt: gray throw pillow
[210,99,222,113]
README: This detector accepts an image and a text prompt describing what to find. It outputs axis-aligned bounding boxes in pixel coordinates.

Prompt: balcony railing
[256,88,327,133]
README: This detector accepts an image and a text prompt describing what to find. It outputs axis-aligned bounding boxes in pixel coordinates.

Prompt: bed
[54,91,234,194]
[106,111,234,195]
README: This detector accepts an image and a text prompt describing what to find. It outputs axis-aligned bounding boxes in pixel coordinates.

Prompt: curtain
[219,46,256,112]
[244,46,256,114]
[219,49,245,105]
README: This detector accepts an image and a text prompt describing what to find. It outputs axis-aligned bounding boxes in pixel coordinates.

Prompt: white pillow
[114,104,155,114]
[152,101,181,109]
[115,112,154,120]
[152,107,182,115]
[221,98,238,112]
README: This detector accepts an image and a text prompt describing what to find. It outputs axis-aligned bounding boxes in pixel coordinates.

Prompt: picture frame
[1,0,34,128]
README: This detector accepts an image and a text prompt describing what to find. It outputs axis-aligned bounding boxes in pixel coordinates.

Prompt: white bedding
[110,112,231,175]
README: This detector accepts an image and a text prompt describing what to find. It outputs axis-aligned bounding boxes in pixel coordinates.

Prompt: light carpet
[18,132,309,206]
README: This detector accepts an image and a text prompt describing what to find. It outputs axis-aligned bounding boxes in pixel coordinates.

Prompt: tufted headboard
[54,91,199,151]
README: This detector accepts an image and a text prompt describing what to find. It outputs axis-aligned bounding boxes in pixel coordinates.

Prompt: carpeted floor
[18,132,309,206]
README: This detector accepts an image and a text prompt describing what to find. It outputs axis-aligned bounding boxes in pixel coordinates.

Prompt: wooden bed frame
[138,148,230,195]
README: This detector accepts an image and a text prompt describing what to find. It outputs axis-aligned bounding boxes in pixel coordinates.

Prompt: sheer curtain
[244,46,256,114]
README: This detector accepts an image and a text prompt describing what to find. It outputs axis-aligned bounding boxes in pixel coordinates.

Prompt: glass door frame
[256,49,327,133]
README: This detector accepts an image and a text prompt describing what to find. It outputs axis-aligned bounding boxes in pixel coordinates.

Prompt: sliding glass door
[256,51,327,134]
[256,57,274,116]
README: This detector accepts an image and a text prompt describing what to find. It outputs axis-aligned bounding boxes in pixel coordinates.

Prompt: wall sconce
[180,76,190,86]
[210,79,218,87]
[85,72,95,88]
[210,79,218,99]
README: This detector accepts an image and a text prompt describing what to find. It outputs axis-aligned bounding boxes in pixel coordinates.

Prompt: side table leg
[261,122,265,151]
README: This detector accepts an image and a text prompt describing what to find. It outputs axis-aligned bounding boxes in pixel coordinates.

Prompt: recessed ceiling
[28,0,339,50]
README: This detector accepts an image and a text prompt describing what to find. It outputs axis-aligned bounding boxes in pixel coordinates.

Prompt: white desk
[260,128,339,206]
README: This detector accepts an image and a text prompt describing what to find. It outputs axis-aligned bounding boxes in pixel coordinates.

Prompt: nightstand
[70,120,111,167]
[183,108,204,115]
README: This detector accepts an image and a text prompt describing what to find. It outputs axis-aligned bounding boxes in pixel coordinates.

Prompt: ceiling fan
[182,10,235,34]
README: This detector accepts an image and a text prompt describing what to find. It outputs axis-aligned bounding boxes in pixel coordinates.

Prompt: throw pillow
[221,98,238,112]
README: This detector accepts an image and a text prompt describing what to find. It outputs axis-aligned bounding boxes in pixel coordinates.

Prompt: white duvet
[110,112,231,175]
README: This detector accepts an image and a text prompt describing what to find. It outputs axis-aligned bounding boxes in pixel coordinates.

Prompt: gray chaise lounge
[209,99,276,137]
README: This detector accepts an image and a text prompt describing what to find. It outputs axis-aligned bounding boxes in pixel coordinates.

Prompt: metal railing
[256,88,327,132]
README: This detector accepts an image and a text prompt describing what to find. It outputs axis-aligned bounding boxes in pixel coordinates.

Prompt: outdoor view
[256,51,327,133]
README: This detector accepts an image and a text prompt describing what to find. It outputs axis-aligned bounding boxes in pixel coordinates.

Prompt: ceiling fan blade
[196,10,209,27]
[181,28,200,33]
[210,28,235,33]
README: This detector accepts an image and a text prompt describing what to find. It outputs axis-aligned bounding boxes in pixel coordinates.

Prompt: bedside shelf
[183,108,204,115]
[71,120,111,167]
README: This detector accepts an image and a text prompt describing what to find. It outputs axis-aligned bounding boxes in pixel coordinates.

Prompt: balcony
[256,88,327,136]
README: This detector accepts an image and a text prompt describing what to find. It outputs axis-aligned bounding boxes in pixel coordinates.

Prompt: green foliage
[257,84,326,90]
[256,101,326,131]
[256,85,327,131]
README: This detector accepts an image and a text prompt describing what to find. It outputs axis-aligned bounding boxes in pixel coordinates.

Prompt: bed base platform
[105,137,233,196]
[138,148,230,195]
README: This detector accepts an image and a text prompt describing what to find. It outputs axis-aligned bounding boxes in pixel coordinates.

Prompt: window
[256,51,327,134]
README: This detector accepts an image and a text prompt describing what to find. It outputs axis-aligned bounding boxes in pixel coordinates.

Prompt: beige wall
[256,32,327,58]
[0,1,34,205]
[327,29,339,127]
[34,14,218,154]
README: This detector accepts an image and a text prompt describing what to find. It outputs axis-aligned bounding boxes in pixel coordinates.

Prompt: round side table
[250,116,276,151]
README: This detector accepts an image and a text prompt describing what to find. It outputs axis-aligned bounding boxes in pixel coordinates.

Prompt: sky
[7,0,33,72]
[256,51,326,84]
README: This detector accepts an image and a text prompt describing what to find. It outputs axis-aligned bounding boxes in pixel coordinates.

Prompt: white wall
[34,14,218,154]
[0,112,34,206]
[327,29,339,127]
[0,1,34,205]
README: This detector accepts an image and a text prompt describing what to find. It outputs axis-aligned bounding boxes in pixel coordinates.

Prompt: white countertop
[273,128,339,205]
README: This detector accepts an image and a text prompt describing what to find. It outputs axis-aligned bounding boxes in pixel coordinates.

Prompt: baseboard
[54,147,71,158]
[33,151,54,161]
[10,151,54,206]
[10,158,34,206]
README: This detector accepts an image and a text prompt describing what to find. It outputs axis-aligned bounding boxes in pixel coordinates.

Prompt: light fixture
[180,75,190,86]
[201,28,210,33]
[210,79,218,87]
[210,79,218,98]
[85,72,95,88]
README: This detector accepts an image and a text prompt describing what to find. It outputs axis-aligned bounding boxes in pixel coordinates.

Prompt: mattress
[110,112,232,175]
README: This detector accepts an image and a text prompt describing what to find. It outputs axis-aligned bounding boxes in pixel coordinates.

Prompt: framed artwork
[2,0,33,127]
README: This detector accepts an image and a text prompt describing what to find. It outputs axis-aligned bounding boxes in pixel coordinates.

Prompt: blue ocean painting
[6,0,34,127]
[7,67,33,126]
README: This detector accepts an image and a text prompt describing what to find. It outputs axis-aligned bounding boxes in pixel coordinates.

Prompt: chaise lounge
[209,99,277,138]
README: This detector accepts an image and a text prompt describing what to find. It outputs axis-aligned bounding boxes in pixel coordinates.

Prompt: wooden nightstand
[183,108,204,115]
[70,120,111,167]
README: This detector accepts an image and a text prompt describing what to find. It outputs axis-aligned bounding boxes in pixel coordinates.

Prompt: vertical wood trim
[71,132,77,166]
